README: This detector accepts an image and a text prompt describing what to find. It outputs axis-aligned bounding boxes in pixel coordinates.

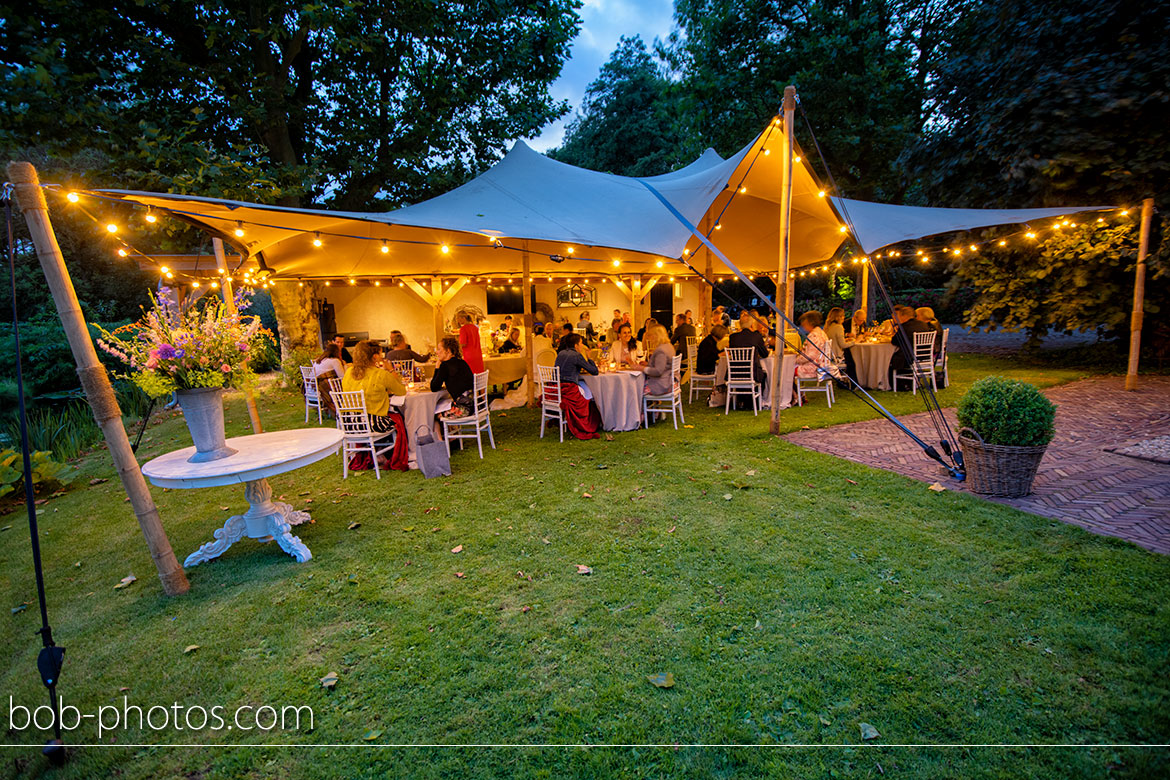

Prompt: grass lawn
[1,354,1166,778]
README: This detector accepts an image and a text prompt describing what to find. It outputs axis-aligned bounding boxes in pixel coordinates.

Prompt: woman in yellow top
[342,340,406,432]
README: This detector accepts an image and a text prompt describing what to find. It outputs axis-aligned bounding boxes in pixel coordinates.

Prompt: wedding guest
[728,310,768,382]
[670,312,696,355]
[611,321,639,367]
[342,340,406,432]
[824,307,857,381]
[311,342,345,417]
[430,336,475,418]
[889,305,934,386]
[553,333,602,439]
[498,328,523,353]
[456,311,484,374]
[605,316,622,347]
[385,332,431,363]
[641,325,677,395]
[330,334,353,364]
[696,324,729,376]
[637,317,658,341]
[916,306,944,352]
[849,309,868,335]
[577,312,596,343]
[794,310,834,381]
[557,321,575,351]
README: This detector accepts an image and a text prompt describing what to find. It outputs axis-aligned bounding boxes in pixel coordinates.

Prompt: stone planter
[175,387,237,463]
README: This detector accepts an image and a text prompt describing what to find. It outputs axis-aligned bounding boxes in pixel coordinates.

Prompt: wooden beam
[213,238,262,434]
[438,277,469,306]
[401,277,438,305]
[430,277,445,345]
[770,85,796,436]
[637,275,663,303]
[1126,198,1155,391]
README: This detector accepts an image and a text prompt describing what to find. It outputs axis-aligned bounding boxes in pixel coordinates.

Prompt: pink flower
[145,357,158,370]
[200,356,209,365]
[237,342,249,352]
[221,363,231,372]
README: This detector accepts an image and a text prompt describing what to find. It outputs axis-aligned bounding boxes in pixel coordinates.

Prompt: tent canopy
[79,120,1111,282]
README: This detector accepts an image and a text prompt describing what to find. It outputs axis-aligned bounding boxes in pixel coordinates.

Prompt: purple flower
[175,348,186,358]
[157,344,177,360]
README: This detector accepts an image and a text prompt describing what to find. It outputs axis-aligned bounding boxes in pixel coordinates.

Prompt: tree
[663,0,943,201]
[551,35,690,176]
[906,0,1169,340]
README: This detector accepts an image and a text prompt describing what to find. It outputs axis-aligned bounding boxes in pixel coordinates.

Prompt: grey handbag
[415,425,451,478]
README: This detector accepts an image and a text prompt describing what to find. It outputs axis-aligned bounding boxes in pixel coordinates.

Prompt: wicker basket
[959,427,1048,498]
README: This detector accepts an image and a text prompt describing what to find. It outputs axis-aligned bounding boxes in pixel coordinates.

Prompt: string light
[66,192,80,203]
[312,233,323,248]
[612,259,620,267]
[144,212,157,224]
[1026,232,1036,239]
[324,280,331,286]
[794,156,801,163]
[374,280,381,286]
[348,278,356,285]
[838,226,847,234]
[998,240,1007,246]
[656,260,664,268]
[191,281,201,289]
[210,281,219,289]
[234,221,245,238]
[106,223,118,233]
[714,223,722,230]
[381,240,389,253]
[116,248,127,257]
[739,187,746,194]
[817,190,826,198]
[440,244,450,254]
[160,266,169,274]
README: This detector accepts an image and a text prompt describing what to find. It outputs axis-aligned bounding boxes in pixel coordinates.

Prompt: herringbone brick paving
[784,376,1170,554]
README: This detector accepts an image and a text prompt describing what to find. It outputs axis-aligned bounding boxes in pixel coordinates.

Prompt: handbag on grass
[415,425,451,478]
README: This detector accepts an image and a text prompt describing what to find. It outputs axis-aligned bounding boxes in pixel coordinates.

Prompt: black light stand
[4,183,66,766]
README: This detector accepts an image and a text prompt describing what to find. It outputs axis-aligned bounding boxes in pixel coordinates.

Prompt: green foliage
[552,36,691,175]
[0,0,582,211]
[957,376,1056,447]
[905,0,1170,340]
[1,403,103,462]
[0,448,80,498]
[281,346,319,389]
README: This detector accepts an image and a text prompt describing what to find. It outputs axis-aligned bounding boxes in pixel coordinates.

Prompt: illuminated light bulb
[851,258,858,264]
[612,259,620,267]
[794,155,801,163]
[116,248,127,257]
[234,221,245,237]
[374,280,381,286]
[1120,210,1129,216]
[1062,220,1071,226]
[739,186,746,194]
[381,241,389,253]
[145,213,157,224]
[191,281,201,289]
[210,281,219,289]
[66,192,80,203]
[800,271,806,277]
[921,258,929,264]
[324,280,331,286]
[917,249,924,256]
[1071,222,1077,227]
[312,233,323,247]
[763,149,770,156]
[440,244,450,254]
[656,260,664,268]
[298,280,304,287]
[683,248,689,256]
[547,276,553,281]
[669,276,674,282]
[714,223,722,230]
[1097,217,1105,223]
[838,226,847,234]
[217,267,225,274]
[821,265,829,271]
[165,272,174,279]
[861,258,869,263]
[398,281,404,287]
[817,190,826,198]
[348,278,356,285]
[790,273,795,279]
[998,240,1007,246]
[1026,232,1036,239]
[836,262,842,268]
[160,266,170,274]
[566,247,575,255]
[106,223,118,233]
[970,244,977,251]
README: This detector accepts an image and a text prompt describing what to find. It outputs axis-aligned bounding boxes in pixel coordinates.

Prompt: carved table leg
[184,514,247,567]
[241,478,312,562]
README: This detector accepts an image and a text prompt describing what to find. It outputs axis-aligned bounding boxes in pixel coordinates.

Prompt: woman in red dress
[456,312,485,374]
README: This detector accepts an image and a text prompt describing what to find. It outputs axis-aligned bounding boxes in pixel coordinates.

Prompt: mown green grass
[0,355,1166,778]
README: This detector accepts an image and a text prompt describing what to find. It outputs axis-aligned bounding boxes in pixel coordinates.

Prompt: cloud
[524,0,676,152]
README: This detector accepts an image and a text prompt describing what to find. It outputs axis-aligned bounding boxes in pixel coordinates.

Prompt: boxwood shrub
[957,376,1056,447]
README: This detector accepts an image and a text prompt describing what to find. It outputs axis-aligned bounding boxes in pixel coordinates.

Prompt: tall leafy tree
[0,0,581,209]
[551,35,690,176]
[906,0,1169,341]
[663,0,942,201]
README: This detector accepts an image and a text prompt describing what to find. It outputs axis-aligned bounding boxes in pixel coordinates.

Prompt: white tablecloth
[394,389,450,469]
[582,370,645,431]
[848,342,897,390]
[484,354,527,385]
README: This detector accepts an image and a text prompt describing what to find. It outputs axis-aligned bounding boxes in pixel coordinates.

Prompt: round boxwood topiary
[957,376,1056,447]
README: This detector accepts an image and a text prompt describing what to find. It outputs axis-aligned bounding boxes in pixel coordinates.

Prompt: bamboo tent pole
[7,161,189,596]
[770,85,797,437]
[212,238,262,433]
[1125,198,1154,391]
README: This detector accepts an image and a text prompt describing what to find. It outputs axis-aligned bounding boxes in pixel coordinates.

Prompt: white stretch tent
[75,120,1111,282]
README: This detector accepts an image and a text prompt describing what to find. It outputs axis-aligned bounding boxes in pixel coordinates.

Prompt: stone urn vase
[175,387,238,463]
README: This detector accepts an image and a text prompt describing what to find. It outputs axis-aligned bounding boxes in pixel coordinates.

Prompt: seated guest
[498,328,523,353]
[611,321,639,367]
[553,333,602,439]
[456,312,484,374]
[848,308,868,335]
[641,325,677,395]
[670,312,696,355]
[311,343,345,417]
[498,315,513,335]
[430,336,475,418]
[605,316,622,347]
[557,322,575,351]
[794,310,835,381]
[637,317,658,342]
[888,305,935,386]
[823,306,857,381]
[576,312,596,343]
[331,334,353,364]
[916,306,944,352]
[696,324,729,376]
[728,310,768,383]
[385,332,431,363]
[531,323,553,355]
[341,341,409,470]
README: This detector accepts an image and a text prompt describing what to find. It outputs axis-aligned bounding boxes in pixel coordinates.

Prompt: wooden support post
[7,162,189,596]
[522,243,536,407]
[431,277,445,344]
[1126,198,1155,391]
[770,86,797,436]
[631,277,643,327]
[860,261,869,323]
[212,238,261,434]
[701,219,714,332]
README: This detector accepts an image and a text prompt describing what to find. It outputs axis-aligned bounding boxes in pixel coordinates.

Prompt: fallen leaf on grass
[362,729,383,741]
[722,494,733,501]
[667,526,676,533]
[454,572,465,579]
[451,545,463,554]
[928,482,947,492]
[845,478,858,485]
[745,469,757,476]
[219,506,230,511]
[118,686,130,692]
[576,565,593,575]
[424,506,439,514]
[647,672,675,688]
[521,606,532,613]
[859,722,881,740]
[581,492,593,499]
[683,424,694,429]
[541,538,550,545]
[114,574,137,590]
[320,672,339,690]
[89,477,108,486]
[819,715,832,726]
[347,522,361,530]
[183,645,199,654]
[0,525,10,532]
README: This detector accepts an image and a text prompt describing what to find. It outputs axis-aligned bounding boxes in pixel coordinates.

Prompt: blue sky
[527,0,677,152]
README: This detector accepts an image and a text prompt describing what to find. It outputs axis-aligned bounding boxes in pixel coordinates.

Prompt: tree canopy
[1,0,581,209]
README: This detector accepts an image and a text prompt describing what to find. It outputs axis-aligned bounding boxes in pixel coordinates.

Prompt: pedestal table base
[184,478,312,567]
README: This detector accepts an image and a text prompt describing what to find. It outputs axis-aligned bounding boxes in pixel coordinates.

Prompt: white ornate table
[141,428,343,567]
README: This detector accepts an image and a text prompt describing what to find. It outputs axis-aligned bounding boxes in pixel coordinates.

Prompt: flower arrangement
[97,289,270,398]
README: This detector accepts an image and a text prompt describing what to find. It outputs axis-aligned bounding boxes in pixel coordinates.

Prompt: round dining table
[847,341,898,390]
[392,384,451,469]
[582,369,646,431]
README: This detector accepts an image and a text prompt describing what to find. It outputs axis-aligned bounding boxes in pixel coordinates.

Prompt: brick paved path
[785,376,1170,554]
